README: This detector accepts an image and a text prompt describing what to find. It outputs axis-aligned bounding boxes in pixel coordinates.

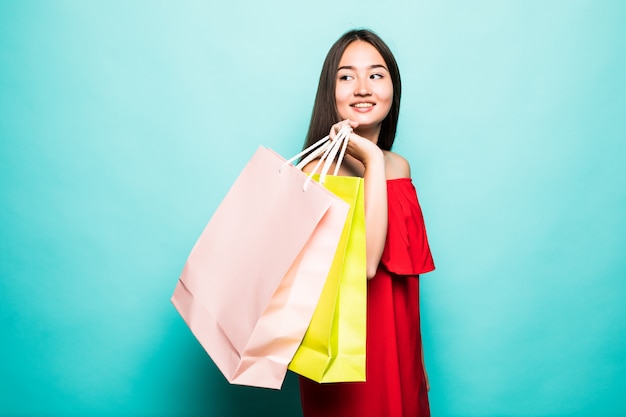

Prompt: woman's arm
[350,137,387,279]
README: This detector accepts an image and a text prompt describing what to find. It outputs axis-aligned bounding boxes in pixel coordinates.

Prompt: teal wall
[1,1,624,416]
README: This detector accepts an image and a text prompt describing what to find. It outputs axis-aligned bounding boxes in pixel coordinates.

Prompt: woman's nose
[355,79,371,96]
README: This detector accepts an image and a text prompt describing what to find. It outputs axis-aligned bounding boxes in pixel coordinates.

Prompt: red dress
[299,178,435,417]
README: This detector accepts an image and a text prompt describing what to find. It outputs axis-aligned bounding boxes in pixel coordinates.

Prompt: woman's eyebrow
[337,64,389,71]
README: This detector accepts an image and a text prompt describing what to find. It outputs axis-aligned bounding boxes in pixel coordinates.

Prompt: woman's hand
[329,120,384,169]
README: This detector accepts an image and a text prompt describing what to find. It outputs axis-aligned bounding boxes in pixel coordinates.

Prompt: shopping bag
[171,145,349,389]
[288,172,367,383]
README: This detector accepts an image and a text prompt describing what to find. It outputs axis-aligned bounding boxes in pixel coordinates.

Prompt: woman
[298,29,436,417]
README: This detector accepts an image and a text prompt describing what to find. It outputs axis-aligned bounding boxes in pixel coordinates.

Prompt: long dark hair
[302,28,402,152]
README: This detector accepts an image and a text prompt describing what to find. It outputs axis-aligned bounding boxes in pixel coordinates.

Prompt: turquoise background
[1,1,625,416]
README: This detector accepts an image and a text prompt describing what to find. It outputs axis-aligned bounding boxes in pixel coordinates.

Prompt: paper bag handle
[281,126,352,190]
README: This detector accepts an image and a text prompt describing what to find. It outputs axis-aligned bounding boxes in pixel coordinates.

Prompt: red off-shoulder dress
[299,178,435,417]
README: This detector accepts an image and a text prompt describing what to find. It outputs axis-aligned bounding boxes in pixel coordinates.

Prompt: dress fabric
[299,178,435,417]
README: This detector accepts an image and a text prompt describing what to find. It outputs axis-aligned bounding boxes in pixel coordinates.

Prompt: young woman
[298,29,436,417]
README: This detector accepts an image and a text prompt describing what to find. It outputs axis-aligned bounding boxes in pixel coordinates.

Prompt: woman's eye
[338,74,354,81]
[370,73,383,80]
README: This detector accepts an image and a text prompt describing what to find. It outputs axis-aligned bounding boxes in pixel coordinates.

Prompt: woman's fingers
[329,119,357,139]
[345,131,383,165]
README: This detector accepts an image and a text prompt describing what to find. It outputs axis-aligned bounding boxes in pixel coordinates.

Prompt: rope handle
[280,125,352,190]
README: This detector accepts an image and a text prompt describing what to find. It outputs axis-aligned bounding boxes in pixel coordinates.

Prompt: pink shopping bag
[171,146,349,389]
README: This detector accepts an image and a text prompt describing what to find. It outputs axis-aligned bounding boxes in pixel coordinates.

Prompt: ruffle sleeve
[380,178,435,276]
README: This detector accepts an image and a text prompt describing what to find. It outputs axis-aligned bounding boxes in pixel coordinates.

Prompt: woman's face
[335,40,393,140]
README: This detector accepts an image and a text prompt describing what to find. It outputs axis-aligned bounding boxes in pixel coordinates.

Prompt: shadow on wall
[162,317,304,417]
[209,371,304,417]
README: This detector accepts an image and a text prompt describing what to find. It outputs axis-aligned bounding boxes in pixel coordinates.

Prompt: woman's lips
[351,102,375,112]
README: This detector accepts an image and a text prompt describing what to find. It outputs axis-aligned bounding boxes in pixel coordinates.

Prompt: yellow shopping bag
[288,173,366,383]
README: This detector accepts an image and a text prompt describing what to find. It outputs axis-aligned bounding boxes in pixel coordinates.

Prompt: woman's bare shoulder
[384,151,411,179]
